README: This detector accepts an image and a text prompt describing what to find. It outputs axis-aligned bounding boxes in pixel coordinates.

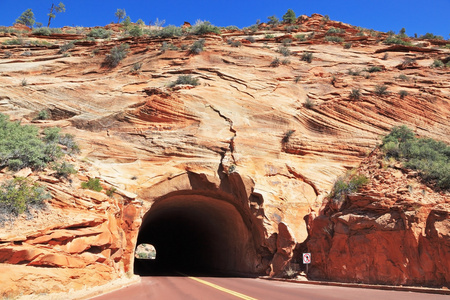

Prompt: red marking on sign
[303,253,311,264]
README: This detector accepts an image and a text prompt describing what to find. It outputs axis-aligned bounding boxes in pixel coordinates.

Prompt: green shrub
[383,36,412,46]
[132,62,143,72]
[0,114,64,170]
[281,58,290,65]
[282,9,296,24]
[87,28,111,39]
[381,125,450,190]
[59,42,74,54]
[344,43,352,49]
[32,27,51,36]
[245,36,256,43]
[301,51,313,63]
[189,39,205,54]
[129,25,143,37]
[191,21,221,35]
[265,34,275,39]
[228,40,242,47]
[267,15,280,26]
[374,85,389,96]
[295,34,306,41]
[348,69,360,76]
[53,161,76,178]
[36,110,49,120]
[399,90,408,99]
[270,57,281,67]
[106,187,116,197]
[431,59,444,68]
[397,74,410,81]
[329,173,369,203]
[169,75,199,87]
[281,38,292,46]
[304,98,315,109]
[282,130,295,143]
[327,27,345,34]
[419,33,444,40]
[3,39,22,45]
[325,36,344,43]
[349,88,361,100]
[366,66,382,73]
[0,177,50,223]
[104,43,129,67]
[154,25,182,38]
[81,178,102,192]
[278,46,291,57]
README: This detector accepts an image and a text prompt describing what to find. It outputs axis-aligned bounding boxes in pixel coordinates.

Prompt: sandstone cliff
[0,13,448,297]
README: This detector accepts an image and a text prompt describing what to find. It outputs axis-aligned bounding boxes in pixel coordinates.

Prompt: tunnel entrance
[133,193,258,276]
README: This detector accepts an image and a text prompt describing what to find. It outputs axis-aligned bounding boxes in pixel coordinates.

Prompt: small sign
[303,253,311,264]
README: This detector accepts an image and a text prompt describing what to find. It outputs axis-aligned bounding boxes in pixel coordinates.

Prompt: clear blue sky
[1,0,449,38]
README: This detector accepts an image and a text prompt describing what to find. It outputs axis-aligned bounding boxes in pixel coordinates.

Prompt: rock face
[0,13,449,297]
[307,151,450,287]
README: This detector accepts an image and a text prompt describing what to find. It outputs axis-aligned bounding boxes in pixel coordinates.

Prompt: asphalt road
[91,276,448,300]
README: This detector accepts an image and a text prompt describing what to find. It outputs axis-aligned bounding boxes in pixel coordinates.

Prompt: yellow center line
[179,273,258,300]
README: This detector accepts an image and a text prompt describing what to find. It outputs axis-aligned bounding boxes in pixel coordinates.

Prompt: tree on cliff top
[47,2,65,27]
[15,9,35,28]
[115,8,126,23]
[282,9,296,24]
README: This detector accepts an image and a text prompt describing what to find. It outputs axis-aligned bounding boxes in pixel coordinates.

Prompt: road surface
[91,275,448,300]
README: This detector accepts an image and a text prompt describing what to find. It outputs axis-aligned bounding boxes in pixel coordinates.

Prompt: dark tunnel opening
[133,193,257,277]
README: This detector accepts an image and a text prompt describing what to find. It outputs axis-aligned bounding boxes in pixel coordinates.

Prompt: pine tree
[47,2,65,27]
[282,9,296,24]
[15,9,35,28]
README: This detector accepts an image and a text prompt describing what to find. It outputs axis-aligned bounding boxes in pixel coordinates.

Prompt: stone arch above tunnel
[133,171,270,275]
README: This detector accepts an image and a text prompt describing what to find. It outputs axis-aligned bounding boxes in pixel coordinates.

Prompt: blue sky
[1,0,449,38]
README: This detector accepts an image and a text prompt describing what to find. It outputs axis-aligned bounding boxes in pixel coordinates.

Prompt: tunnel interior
[133,193,256,276]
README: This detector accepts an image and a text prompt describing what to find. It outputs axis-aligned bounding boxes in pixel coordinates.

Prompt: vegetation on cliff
[382,125,450,190]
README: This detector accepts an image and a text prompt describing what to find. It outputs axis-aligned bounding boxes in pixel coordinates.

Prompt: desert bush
[154,25,182,38]
[265,34,275,39]
[304,98,315,109]
[87,28,111,39]
[347,69,360,76]
[399,90,408,99]
[301,51,313,63]
[295,34,306,41]
[282,130,295,143]
[383,36,412,46]
[281,58,290,65]
[169,75,199,87]
[21,78,28,86]
[382,125,449,190]
[294,75,301,83]
[327,27,345,34]
[132,62,143,72]
[59,42,74,53]
[191,20,221,35]
[228,40,242,47]
[420,33,444,40]
[281,38,292,46]
[344,43,352,49]
[245,36,256,43]
[397,74,410,81]
[81,178,102,192]
[267,15,280,26]
[53,161,76,178]
[349,88,361,100]
[104,43,129,67]
[224,25,239,31]
[129,25,143,37]
[278,46,291,57]
[325,36,344,43]
[270,57,281,67]
[106,187,116,197]
[189,39,205,54]
[366,66,382,73]
[431,59,444,68]
[0,177,50,223]
[36,110,49,120]
[329,172,369,203]
[32,27,51,36]
[3,39,22,45]
[374,85,389,96]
